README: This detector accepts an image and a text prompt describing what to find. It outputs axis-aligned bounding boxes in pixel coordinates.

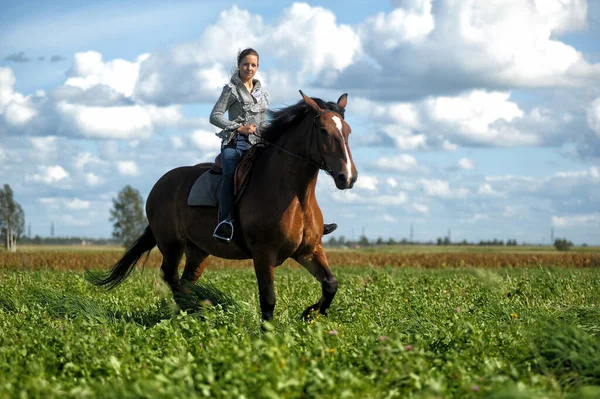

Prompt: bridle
[263,111,336,176]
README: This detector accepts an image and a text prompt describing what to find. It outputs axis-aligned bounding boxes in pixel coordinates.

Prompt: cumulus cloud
[57,103,153,139]
[331,0,600,100]
[352,90,570,150]
[419,179,468,199]
[189,129,221,153]
[134,3,361,104]
[457,157,474,170]
[354,175,378,191]
[371,154,420,172]
[65,51,148,98]
[26,165,70,185]
[85,172,103,187]
[117,161,139,176]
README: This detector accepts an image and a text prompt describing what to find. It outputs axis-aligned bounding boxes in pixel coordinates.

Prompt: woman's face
[238,55,258,81]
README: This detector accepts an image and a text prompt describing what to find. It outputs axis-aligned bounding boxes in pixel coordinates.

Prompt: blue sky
[1,0,599,244]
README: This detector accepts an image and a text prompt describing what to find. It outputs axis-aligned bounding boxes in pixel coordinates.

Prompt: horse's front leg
[253,253,276,322]
[294,245,338,320]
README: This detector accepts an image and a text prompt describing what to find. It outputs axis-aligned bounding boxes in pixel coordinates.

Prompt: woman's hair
[237,48,259,66]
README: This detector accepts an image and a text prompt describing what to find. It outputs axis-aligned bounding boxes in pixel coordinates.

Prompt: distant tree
[506,239,518,246]
[437,237,443,246]
[376,237,384,246]
[358,235,370,247]
[110,185,147,247]
[554,238,573,252]
[0,184,25,252]
[338,235,346,247]
[327,236,338,247]
[443,236,451,246]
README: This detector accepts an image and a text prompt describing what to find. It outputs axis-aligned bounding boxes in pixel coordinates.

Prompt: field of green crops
[1,263,600,398]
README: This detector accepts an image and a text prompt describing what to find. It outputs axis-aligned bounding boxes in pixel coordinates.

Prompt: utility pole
[51,221,54,237]
[28,223,31,238]
[448,228,452,243]
[410,223,414,243]
[550,227,554,243]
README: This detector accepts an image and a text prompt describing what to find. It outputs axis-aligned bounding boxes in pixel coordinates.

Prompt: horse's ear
[337,93,348,109]
[299,90,323,113]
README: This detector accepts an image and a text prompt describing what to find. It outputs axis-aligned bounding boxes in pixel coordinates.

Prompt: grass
[1,266,600,398]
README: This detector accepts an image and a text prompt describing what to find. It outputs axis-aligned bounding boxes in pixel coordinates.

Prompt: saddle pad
[187,171,223,207]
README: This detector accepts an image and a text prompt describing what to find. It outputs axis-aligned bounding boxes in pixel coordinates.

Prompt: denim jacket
[210,73,270,147]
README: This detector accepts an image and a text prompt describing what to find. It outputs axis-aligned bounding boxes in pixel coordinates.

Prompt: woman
[210,48,337,243]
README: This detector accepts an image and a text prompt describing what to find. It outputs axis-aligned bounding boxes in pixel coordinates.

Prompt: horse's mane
[261,97,345,143]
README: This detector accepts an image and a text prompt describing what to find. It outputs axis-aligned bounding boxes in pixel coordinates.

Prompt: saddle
[190,144,266,208]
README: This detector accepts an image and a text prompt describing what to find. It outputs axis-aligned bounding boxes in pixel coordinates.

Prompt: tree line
[0,184,24,252]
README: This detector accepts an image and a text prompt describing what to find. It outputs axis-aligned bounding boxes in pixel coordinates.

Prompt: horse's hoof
[302,306,319,321]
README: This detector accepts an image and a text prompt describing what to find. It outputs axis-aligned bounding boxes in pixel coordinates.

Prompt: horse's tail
[87,226,156,289]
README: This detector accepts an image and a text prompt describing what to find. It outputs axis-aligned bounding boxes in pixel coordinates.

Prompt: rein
[262,112,334,176]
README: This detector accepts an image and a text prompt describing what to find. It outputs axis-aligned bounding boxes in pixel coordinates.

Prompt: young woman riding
[209,48,337,242]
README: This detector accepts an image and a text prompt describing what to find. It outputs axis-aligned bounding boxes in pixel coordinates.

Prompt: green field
[1,265,600,398]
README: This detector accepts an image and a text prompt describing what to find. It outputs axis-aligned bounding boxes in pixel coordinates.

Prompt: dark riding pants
[218,144,247,222]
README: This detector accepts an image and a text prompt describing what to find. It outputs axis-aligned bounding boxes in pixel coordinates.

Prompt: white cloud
[331,190,407,205]
[478,183,504,197]
[386,177,398,188]
[26,165,70,185]
[85,172,103,186]
[364,0,434,46]
[57,103,153,140]
[171,136,184,149]
[457,157,474,170]
[354,175,378,191]
[419,179,468,199]
[411,203,429,214]
[134,4,361,105]
[347,0,600,101]
[270,3,361,74]
[117,161,139,176]
[552,213,600,227]
[190,129,221,152]
[66,198,91,210]
[372,154,419,172]
[74,152,105,170]
[65,51,149,98]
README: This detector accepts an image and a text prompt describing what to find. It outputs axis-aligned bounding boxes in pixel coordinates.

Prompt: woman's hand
[236,124,256,135]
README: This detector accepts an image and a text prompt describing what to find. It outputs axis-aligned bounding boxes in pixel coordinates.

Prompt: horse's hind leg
[294,245,338,319]
[181,242,209,285]
[157,240,185,294]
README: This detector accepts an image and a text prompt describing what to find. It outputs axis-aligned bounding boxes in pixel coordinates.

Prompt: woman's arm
[209,85,243,132]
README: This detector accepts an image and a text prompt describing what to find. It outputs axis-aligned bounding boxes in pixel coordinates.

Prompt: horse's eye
[320,128,329,135]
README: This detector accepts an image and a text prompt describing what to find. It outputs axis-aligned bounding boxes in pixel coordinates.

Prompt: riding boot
[323,223,338,235]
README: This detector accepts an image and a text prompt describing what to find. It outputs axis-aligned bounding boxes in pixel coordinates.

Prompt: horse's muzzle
[335,173,357,189]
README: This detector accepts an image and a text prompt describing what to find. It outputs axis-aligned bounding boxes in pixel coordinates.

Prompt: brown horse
[89,91,358,322]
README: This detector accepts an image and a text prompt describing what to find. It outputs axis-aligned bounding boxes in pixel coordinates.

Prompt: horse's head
[300,90,358,190]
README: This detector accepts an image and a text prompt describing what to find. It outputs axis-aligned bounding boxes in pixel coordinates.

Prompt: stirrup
[213,220,234,243]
